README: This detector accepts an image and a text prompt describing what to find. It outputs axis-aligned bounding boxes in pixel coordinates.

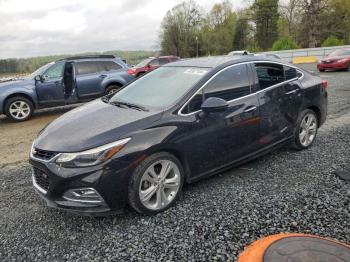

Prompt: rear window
[76,62,102,75]
[100,61,122,71]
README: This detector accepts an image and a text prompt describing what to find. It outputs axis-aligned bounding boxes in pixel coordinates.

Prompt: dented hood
[34,99,163,152]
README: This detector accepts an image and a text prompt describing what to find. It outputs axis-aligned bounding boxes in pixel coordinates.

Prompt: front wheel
[5,96,34,122]
[291,109,318,150]
[128,152,184,215]
[105,85,122,96]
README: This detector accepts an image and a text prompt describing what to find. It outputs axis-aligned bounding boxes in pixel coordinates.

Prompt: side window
[284,66,297,80]
[203,64,251,101]
[181,91,204,114]
[159,58,169,65]
[149,59,160,66]
[76,61,102,75]
[296,70,303,79]
[42,61,65,80]
[100,61,122,71]
[255,63,284,90]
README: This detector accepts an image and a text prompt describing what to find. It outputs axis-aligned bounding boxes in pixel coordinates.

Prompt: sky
[0,0,247,59]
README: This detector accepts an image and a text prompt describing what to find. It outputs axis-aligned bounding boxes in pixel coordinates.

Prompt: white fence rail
[260,45,350,62]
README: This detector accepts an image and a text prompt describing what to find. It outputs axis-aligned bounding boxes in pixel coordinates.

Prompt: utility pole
[196,36,199,57]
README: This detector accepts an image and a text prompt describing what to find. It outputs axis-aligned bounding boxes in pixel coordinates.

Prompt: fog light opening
[62,188,104,204]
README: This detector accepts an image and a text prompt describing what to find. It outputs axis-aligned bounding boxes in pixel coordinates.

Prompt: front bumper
[317,61,348,70]
[29,156,133,216]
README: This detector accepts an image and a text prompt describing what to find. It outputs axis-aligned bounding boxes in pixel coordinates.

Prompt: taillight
[322,80,328,89]
[127,69,136,75]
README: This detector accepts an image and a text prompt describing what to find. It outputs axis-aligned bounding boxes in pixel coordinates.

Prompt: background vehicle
[317,48,350,72]
[228,50,250,56]
[127,56,180,77]
[0,55,134,121]
[30,56,327,216]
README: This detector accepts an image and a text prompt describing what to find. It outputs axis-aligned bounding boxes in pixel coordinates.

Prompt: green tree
[272,36,299,50]
[252,0,280,50]
[233,17,249,50]
[159,0,203,57]
[321,36,344,47]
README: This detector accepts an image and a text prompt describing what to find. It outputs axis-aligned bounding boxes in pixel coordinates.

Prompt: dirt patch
[0,106,77,167]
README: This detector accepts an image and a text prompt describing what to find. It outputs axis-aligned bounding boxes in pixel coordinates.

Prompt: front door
[35,61,65,106]
[178,64,261,178]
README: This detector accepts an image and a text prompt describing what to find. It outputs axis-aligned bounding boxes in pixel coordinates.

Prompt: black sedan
[29,56,328,215]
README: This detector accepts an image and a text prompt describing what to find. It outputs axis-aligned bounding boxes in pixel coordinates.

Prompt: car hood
[0,78,33,88]
[34,99,163,152]
[321,55,349,62]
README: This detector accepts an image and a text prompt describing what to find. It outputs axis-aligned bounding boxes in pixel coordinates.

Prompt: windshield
[135,58,153,67]
[30,62,55,78]
[328,49,350,57]
[110,67,209,108]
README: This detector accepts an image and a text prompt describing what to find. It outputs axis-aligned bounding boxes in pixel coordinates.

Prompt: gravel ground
[0,64,349,261]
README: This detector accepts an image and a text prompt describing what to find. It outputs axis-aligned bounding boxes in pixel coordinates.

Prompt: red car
[127,56,180,77]
[317,48,350,72]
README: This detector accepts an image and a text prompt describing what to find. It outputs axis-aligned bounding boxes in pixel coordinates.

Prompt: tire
[291,109,318,150]
[105,85,122,96]
[318,69,325,72]
[128,152,184,215]
[137,72,146,78]
[5,96,34,122]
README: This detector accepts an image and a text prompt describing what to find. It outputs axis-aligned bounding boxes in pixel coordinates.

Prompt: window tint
[255,63,284,90]
[149,59,160,66]
[42,61,65,80]
[203,64,251,101]
[159,58,169,65]
[284,66,297,80]
[100,61,122,71]
[76,62,102,75]
[182,91,204,114]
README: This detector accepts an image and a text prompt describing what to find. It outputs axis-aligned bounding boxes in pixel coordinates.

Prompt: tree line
[160,0,350,57]
[0,50,157,75]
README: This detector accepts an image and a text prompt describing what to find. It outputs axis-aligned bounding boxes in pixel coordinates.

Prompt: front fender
[0,85,38,114]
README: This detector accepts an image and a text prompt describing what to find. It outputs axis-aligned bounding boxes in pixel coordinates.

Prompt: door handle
[243,106,257,113]
[285,89,298,95]
[99,74,107,78]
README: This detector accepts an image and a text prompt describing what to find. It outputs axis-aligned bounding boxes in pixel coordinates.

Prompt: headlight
[56,138,130,167]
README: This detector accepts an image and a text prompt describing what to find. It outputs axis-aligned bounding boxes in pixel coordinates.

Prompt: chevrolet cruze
[29,56,328,215]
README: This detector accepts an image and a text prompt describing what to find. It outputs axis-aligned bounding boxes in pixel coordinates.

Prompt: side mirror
[200,97,228,116]
[34,75,42,81]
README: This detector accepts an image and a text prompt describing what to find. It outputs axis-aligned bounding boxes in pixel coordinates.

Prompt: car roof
[164,55,287,68]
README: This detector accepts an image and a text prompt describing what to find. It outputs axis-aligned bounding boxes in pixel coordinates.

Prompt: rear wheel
[105,85,122,96]
[5,96,34,122]
[291,109,318,150]
[128,152,184,215]
[318,69,325,72]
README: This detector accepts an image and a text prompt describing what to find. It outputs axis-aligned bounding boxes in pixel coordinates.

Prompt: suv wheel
[128,152,184,215]
[105,85,121,96]
[292,109,318,150]
[5,96,34,122]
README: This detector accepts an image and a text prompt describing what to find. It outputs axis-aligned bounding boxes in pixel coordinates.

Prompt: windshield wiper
[110,101,149,111]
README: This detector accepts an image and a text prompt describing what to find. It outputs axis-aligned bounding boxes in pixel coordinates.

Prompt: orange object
[238,233,350,262]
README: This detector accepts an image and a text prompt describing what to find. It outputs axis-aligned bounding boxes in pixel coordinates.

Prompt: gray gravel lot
[1,64,349,261]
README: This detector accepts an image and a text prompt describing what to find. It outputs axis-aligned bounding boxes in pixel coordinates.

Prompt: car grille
[33,148,57,161]
[33,168,50,192]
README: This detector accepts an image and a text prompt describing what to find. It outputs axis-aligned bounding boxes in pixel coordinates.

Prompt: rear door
[179,64,260,176]
[75,61,105,99]
[35,61,65,106]
[252,62,301,146]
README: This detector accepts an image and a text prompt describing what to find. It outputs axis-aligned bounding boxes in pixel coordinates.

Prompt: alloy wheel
[107,88,119,96]
[138,160,181,210]
[299,113,317,147]
[9,101,31,120]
